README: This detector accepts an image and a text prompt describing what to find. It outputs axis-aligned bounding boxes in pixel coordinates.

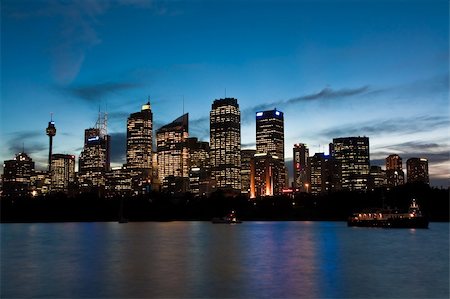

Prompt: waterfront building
[78,112,111,194]
[309,153,337,195]
[256,109,286,190]
[186,137,211,196]
[241,149,256,195]
[406,158,429,184]
[331,136,370,191]
[126,101,153,194]
[2,152,34,198]
[293,143,310,192]
[156,113,189,192]
[210,98,241,193]
[368,165,386,190]
[250,153,283,198]
[105,167,132,198]
[385,154,405,187]
[50,154,75,193]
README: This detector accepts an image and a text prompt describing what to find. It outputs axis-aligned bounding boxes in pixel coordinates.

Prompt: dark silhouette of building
[127,101,153,194]
[2,152,34,198]
[331,136,370,191]
[407,158,429,184]
[385,154,405,187]
[293,143,310,192]
[241,149,256,195]
[156,113,189,192]
[210,98,241,194]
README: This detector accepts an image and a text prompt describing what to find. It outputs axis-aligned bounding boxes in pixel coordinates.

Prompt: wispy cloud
[61,82,141,103]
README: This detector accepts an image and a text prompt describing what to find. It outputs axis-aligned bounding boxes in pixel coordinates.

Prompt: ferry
[212,210,242,224]
[347,199,429,228]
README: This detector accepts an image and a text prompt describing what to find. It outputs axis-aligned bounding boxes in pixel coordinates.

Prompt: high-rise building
[186,137,210,196]
[250,153,283,198]
[2,152,35,198]
[105,167,132,198]
[309,153,337,195]
[46,115,56,173]
[368,165,386,190]
[385,154,405,187]
[210,98,241,193]
[406,158,429,184]
[78,112,111,194]
[156,113,189,192]
[256,109,286,190]
[241,149,256,195]
[293,143,310,192]
[331,136,370,191]
[50,154,75,193]
[127,101,153,194]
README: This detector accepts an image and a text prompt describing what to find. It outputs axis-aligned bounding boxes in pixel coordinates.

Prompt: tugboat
[347,199,428,228]
[212,210,242,224]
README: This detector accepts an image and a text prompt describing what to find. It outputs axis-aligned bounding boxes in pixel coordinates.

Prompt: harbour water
[1,221,449,298]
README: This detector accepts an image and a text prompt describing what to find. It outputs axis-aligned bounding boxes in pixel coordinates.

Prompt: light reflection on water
[1,221,449,298]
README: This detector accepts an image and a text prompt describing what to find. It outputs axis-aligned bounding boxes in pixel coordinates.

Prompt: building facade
[50,154,75,193]
[406,158,429,184]
[368,165,386,190]
[293,143,310,192]
[2,152,35,198]
[210,98,241,193]
[331,136,370,191]
[186,137,210,196]
[156,113,189,191]
[250,153,283,198]
[309,153,337,195]
[241,149,256,195]
[385,154,405,187]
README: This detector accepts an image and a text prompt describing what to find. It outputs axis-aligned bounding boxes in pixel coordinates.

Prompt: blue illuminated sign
[256,112,263,117]
[88,136,99,142]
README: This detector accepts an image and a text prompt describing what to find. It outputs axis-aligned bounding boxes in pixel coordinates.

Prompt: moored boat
[347,199,428,228]
[212,210,242,224]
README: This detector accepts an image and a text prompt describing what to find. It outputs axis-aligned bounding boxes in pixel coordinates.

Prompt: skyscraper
[210,98,241,193]
[293,143,309,192]
[50,154,75,193]
[186,137,210,196]
[406,158,429,184]
[309,153,337,195]
[385,154,405,187]
[78,112,111,194]
[241,149,256,195]
[2,152,35,198]
[255,109,286,192]
[156,113,189,191]
[250,153,283,198]
[127,101,153,193]
[331,136,370,191]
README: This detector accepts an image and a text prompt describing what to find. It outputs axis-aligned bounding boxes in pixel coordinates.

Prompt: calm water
[1,221,449,298]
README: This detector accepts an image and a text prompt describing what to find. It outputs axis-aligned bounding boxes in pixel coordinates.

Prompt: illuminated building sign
[256,112,263,117]
[88,136,100,142]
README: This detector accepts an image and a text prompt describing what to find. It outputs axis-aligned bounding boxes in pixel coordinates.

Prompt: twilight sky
[1,0,449,187]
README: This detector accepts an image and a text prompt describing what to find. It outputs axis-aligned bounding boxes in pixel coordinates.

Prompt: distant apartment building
[331,136,370,191]
[186,137,210,196]
[368,165,386,190]
[407,158,429,184]
[256,109,286,190]
[210,98,241,193]
[50,154,75,193]
[309,153,338,195]
[293,143,310,192]
[385,154,405,187]
[241,149,256,195]
[156,113,189,192]
[105,167,132,198]
[2,152,34,198]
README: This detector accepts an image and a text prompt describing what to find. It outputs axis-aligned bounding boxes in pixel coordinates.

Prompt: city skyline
[1,0,448,187]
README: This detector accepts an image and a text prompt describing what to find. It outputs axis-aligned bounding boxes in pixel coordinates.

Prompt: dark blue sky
[1,0,448,186]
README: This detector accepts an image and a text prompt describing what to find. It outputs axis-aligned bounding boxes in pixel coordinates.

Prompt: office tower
[331,136,370,191]
[210,98,241,193]
[250,153,283,198]
[186,137,210,196]
[127,101,153,194]
[156,113,189,192]
[293,143,310,192]
[241,149,256,195]
[31,170,51,196]
[385,154,405,187]
[309,153,337,195]
[152,152,160,191]
[50,154,75,193]
[78,112,111,194]
[2,152,34,197]
[105,167,132,198]
[406,158,429,184]
[368,166,386,190]
[46,115,56,173]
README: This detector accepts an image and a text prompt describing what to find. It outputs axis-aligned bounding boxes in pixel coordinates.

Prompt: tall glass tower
[210,98,241,193]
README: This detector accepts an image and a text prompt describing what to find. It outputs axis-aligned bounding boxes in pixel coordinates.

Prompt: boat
[347,198,428,228]
[212,210,242,224]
